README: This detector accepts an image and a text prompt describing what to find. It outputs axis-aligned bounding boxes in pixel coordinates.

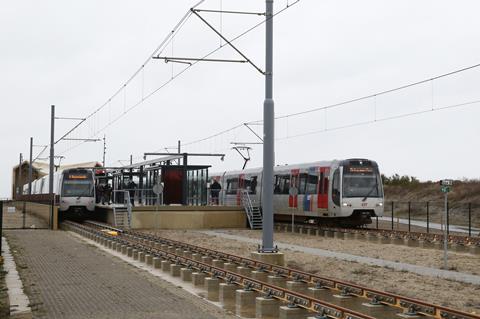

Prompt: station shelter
[97,154,210,206]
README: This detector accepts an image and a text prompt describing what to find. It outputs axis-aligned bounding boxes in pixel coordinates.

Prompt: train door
[237,174,245,206]
[330,167,341,216]
[289,169,299,208]
[303,167,317,212]
[317,167,329,213]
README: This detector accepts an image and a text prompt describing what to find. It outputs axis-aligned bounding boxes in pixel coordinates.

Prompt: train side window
[274,175,281,194]
[298,174,307,195]
[283,175,290,194]
[307,174,318,194]
[324,176,329,195]
[275,175,290,194]
[226,178,239,195]
[249,176,258,194]
[332,169,340,206]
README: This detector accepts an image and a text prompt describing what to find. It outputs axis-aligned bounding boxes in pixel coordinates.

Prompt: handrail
[240,190,255,228]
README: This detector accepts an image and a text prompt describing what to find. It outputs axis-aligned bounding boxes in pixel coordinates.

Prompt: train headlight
[376,202,383,207]
[342,202,352,207]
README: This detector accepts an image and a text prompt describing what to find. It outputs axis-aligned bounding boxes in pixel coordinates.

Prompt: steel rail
[64,221,378,319]
[127,229,477,319]
[72,222,480,319]
[76,221,478,319]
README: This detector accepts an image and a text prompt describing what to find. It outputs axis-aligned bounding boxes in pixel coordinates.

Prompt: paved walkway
[201,230,480,285]
[4,230,234,319]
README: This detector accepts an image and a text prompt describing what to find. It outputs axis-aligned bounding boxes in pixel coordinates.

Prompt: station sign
[441,186,450,193]
[440,179,453,186]
[440,179,453,193]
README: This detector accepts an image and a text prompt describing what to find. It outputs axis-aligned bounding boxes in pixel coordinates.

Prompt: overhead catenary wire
[247,62,480,124]
[58,0,301,157]
[165,61,480,151]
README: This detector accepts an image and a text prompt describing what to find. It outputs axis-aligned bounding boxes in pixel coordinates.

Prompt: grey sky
[2,0,480,197]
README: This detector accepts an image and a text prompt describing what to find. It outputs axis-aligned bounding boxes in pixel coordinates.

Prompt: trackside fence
[377,201,480,236]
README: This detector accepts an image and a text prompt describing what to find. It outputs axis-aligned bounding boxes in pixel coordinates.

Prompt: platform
[3,229,237,319]
[95,205,246,229]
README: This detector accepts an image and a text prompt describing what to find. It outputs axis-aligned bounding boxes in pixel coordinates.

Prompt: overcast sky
[2,0,480,197]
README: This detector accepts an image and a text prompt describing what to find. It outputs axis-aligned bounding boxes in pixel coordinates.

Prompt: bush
[382,174,420,187]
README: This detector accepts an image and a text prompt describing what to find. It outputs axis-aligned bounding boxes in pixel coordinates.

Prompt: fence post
[391,201,394,230]
[408,201,411,232]
[426,201,430,234]
[468,203,472,237]
[0,201,3,256]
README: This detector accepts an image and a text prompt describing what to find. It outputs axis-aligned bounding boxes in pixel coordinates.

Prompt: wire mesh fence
[1,200,50,230]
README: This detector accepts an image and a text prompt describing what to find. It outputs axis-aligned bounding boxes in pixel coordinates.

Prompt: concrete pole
[262,0,274,252]
[178,140,181,153]
[28,137,33,195]
[49,105,55,229]
[443,192,448,269]
[18,153,23,196]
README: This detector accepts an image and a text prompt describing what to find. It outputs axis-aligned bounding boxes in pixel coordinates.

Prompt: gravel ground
[147,229,480,314]
[223,229,480,275]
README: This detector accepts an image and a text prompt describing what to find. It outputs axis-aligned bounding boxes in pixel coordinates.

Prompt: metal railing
[378,201,480,236]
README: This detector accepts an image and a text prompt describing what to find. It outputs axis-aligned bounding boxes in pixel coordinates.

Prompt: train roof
[211,158,378,177]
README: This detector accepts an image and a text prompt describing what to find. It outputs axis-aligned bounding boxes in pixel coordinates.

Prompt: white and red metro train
[211,158,384,227]
[23,168,96,215]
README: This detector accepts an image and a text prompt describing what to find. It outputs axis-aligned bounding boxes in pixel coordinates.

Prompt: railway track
[63,220,479,319]
[274,222,480,250]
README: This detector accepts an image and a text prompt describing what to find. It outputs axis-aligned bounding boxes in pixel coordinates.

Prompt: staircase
[240,190,262,229]
[112,191,132,228]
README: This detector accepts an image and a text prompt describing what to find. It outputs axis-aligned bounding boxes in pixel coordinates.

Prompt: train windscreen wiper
[362,183,378,202]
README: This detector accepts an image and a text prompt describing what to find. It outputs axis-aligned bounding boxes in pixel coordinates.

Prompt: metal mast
[262,0,274,252]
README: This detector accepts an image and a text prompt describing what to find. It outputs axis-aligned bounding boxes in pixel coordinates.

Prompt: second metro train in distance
[24,168,96,216]
[211,158,384,227]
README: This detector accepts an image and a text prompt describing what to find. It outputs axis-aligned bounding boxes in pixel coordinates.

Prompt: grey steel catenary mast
[262,0,274,252]
[49,105,55,229]
[28,137,33,195]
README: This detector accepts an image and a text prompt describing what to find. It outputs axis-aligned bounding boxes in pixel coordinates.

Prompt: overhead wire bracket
[193,9,266,16]
[244,123,264,142]
[153,56,247,64]
[190,9,265,75]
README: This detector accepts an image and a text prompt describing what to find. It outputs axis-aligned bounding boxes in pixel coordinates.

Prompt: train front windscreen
[342,166,383,198]
[62,170,94,197]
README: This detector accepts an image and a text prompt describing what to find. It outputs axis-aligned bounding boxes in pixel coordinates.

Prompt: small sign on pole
[439,179,453,269]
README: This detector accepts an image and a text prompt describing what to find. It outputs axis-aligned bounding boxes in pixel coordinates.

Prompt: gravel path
[4,230,235,319]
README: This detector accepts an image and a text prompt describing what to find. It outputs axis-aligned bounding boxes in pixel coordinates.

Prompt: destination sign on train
[69,175,87,179]
[348,167,373,173]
